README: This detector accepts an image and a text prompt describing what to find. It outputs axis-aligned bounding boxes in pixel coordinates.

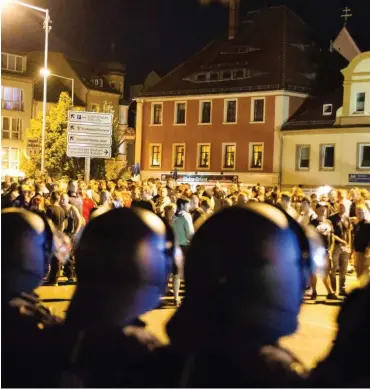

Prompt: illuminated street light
[39,68,75,106]
[1,0,51,175]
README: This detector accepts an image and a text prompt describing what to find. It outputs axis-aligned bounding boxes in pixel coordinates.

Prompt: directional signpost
[67,110,113,182]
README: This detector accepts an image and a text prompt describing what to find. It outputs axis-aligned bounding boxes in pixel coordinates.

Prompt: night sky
[1,0,370,88]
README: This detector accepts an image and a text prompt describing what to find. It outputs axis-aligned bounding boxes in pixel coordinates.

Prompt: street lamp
[40,68,75,106]
[1,0,51,175]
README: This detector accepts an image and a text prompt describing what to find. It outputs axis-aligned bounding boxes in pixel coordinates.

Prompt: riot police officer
[2,208,60,388]
[147,204,326,387]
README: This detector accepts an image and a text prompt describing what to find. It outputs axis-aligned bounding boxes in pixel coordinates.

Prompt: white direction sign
[68,123,112,136]
[68,111,113,125]
[67,145,111,158]
[68,134,112,147]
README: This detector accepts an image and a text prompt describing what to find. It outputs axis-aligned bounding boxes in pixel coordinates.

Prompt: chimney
[228,0,239,40]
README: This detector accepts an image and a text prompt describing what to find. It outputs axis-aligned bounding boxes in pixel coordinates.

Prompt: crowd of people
[2,174,370,387]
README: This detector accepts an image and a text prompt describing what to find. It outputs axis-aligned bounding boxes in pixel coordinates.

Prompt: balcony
[1,100,24,111]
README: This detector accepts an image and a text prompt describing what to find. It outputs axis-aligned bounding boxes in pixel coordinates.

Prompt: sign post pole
[85,157,91,183]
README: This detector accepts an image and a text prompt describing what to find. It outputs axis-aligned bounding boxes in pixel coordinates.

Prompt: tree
[22,92,83,179]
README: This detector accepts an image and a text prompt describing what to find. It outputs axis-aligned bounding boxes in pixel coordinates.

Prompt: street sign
[68,123,112,136]
[68,111,113,125]
[67,134,112,146]
[67,145,111,158]
[349,173,370,183]
[26,138,40,156]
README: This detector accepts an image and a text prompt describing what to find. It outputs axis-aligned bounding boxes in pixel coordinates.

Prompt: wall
[281,128,370,188]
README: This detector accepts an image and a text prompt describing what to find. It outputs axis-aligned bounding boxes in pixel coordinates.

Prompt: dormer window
[92,78,103,87]
[322,104,333,116]
[355,92,365,113]
[209,72,219,81]
[196,73,206,82]
[1,53,24,73]
[233,69,244,79]
[221,70,231,80]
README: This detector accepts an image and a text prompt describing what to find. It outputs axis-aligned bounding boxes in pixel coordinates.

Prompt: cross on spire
[341,6,352,26]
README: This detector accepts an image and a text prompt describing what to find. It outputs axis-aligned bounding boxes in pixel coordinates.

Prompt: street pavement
[36,274,360,370]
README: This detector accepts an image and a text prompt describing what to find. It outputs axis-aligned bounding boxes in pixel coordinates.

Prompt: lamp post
[40,69,75,106]
[1,0,51,175]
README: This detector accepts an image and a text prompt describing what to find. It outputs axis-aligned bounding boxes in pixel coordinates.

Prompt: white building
[281,52,370,189]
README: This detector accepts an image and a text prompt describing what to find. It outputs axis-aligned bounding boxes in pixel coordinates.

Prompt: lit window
[356,92,365,113]
[1,117,22,140]
[223,144,236,169]
[173,144,185,169]
[252,98,265,122]
[296,145,310,170]
[320,144,335,169]
[1,147,20,170]
[250,143,263,169]
[198,144,210,168]
[150,144,162,168]
[323,104,333,116]
[224,100,237,123]
[1,86,24,111]
[175,102,186,124]
[151,103,163,125]
[358,144,370,169]
[200,101,211,124]
[1,53,24,72]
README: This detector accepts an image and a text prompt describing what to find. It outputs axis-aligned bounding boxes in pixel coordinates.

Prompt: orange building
[135,6,346,186]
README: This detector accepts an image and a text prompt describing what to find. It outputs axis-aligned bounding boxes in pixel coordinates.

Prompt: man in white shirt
[298,196,317,225]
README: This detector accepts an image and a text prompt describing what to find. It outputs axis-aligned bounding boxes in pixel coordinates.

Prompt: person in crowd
[99,189,114,211]
[29,194,46,214]
[277,192,297,218]
[189,194,204,224]
[148,204,325,387]
[1,182,19,209]
[165,178,176,198]
[221,197,233,208]
[80,183,95,223]
[352,204,370,279]
[310,192,319,210]
[309,202,338,300]
[2,208,62,388]
[298,196,317,225]
[163,203,177,226]
[87,180,100,206]
[59,207,168,387]
[194,198,213,231]
[237,192,249,207]
[337,189,351,217]
[155,187,171,217]
[173,197,194,258]
[12,184,32,209]
[349,188,361,218]
[67,180,83,216]
[329,202,351,296]
[327,189,339,216]
[213,183,225,212]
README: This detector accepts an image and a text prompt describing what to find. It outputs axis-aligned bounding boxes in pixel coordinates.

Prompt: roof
[142,6,346,98]
[281,87,343,130]
[67,58,121,95]
[33,77,85,106]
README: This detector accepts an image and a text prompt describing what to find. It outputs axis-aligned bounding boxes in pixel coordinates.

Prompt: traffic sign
[26,137,40,156]
[68,111,113,125]
[68,123,112,136]
[67,145,111,158]
[67,134,112,146]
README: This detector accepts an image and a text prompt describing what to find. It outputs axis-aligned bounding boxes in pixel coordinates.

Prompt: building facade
[281,52,370,189]
[136,6,346,186]
[1,51,34,177]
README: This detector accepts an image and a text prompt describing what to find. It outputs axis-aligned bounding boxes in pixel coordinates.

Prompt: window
[196,73,206,82]
[296,145,310,170]
[197,144,211,169]
[221,70,231,80]
[358,144,370,169]
[151,103,163,125]
[90,103,99,112]
[224,99,237,123]
[323,104,333,116]
[149,144,162,168]
[250,143,263,169]
[1,86,23,111]
[209,72,219,81]
[1,53,24,72]
[174,102,186,124]
[173,144,185,169]
[110,81,116,89]
[356,92,365,113]
[1,117,22,140]
[223,144,236,169]
[320,144,335,170]
[2,147,20,170]
[233,69,244,79]
[199,101,212,124]
[251,98,265,122]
